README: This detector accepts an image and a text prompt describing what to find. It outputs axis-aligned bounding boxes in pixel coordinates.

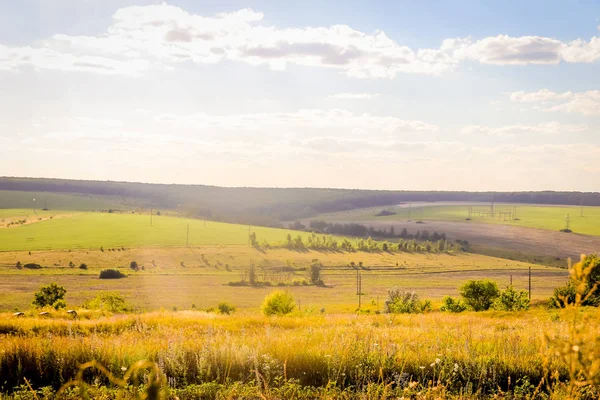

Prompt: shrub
[32,283,66,308]
[550,254,600,307]
[79,263,88,270]
[261,290,295,316]
[130,261,139,271]
[460,280,500,311]
[309,259,323,285]
[384,289,431,314]
[15,261,22,270]
[52,299,67,310]
[217,302,236,315]
[84,292,130,313]
[23,263,42,269]
[440,296,467,313]
[494,286,530,311]
[99,269,126,279]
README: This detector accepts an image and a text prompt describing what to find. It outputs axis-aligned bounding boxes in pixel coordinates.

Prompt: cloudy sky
[1,0,599,191]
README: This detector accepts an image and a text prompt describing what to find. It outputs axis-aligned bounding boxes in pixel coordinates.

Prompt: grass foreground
[0,309,598,399]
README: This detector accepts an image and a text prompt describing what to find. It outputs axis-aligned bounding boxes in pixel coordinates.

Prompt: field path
[333,219,600,259]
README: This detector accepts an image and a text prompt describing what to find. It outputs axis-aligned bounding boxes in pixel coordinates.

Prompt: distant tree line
[2,177,600,226]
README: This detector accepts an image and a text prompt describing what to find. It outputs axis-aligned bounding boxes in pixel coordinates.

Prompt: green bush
[309,259,323,285]
[84,292,130,312]
[99,269,126,279]
[32,283,66,308]
[550,254,600,307]
[52,299,67,310]
[130,261,139,271]
[384,289,431,314]
[460,280,500,311]
[440,296,467,313]
[493,286,530,311]
[261,290,295,316]
[79,263,88,270]
[217,302,236,315]
[24,263,42,269]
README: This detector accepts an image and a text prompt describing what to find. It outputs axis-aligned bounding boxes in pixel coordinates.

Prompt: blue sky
[1,1,599,190]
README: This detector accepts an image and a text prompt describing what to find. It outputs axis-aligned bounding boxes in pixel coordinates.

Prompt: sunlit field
[1,309,598,399]
[317,203,600,236]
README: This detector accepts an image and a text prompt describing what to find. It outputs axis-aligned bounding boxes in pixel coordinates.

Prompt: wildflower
[454,363,459,372]
[435,358,441,364]
[572,345,580,352]
[121,366,127,372]
[419,366,425,370]
[430,362,435,367]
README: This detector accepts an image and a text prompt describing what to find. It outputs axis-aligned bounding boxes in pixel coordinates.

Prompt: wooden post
[528,267,531,300]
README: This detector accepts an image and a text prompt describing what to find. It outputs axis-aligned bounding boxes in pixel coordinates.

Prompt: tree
[217,301,236,315]
[493,286,530,311]
[460,280,500,311]
[249,232,258,247]
[130,261,139,271]
[384,289,431,314]
[261,290,295,316]
[309,259,323,285]
[32,283,67,309]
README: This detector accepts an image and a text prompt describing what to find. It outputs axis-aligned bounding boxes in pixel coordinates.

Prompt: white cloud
[444,34,600,66]
[328,93,380,100]
[2,3,600,78]
[461,121,587,137]
[509,89,600,115]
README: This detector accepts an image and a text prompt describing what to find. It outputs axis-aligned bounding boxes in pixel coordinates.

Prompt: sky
[0,0,599,191]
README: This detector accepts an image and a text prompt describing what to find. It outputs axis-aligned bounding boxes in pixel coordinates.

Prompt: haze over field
[1,1,600,191]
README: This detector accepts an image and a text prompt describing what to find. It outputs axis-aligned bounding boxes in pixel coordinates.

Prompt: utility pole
[565,213,571,231]
[186,224,189,247]
[528,267,532,300]
[510,274,513,287]
[32,198,36,214]
[356,271,363,309]
[408,203,411,220]
[150,208,153,226]
[580,198,584,217]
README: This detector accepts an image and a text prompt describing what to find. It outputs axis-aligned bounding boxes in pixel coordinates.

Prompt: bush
[217,302,236,315]
[23,263,42,269]
[84,292,130,313]
[130,261,139,271]
[261,290,295,316]
[384,289,431,314]
[440,296,467,313]
[32,283,66,308]
[52,299,67,310]
[550,254,600,307]
[309,259,323,285]
[15,261,22,269]
[460,280,500,311]
[494,286,530,311]
[79,263,88,270]
[99,269,127,279]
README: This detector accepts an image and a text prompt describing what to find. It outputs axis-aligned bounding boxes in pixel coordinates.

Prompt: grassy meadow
[0,309,598,398]
[317,203,600,236]
[0,203,593,399]
[0,210,331,252]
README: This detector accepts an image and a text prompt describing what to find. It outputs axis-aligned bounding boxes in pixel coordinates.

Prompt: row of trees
[294,220,448,242]
[251,232,463,253]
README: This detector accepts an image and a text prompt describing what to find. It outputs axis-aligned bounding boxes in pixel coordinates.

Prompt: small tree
[130,261,139,271]
[494,286,530,311]
[32,283,67,309]
[550,254,600,307]
[309,259,323,285]
[460,280,500,311]
[217,301,236,315]
[261,290,295,316]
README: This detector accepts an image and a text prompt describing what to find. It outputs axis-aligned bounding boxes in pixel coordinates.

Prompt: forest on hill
[1,176,599,226]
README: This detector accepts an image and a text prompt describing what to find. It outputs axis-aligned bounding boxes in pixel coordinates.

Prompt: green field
[0,211,319,251]
[317,203,600,236]
[0,190,126,211]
